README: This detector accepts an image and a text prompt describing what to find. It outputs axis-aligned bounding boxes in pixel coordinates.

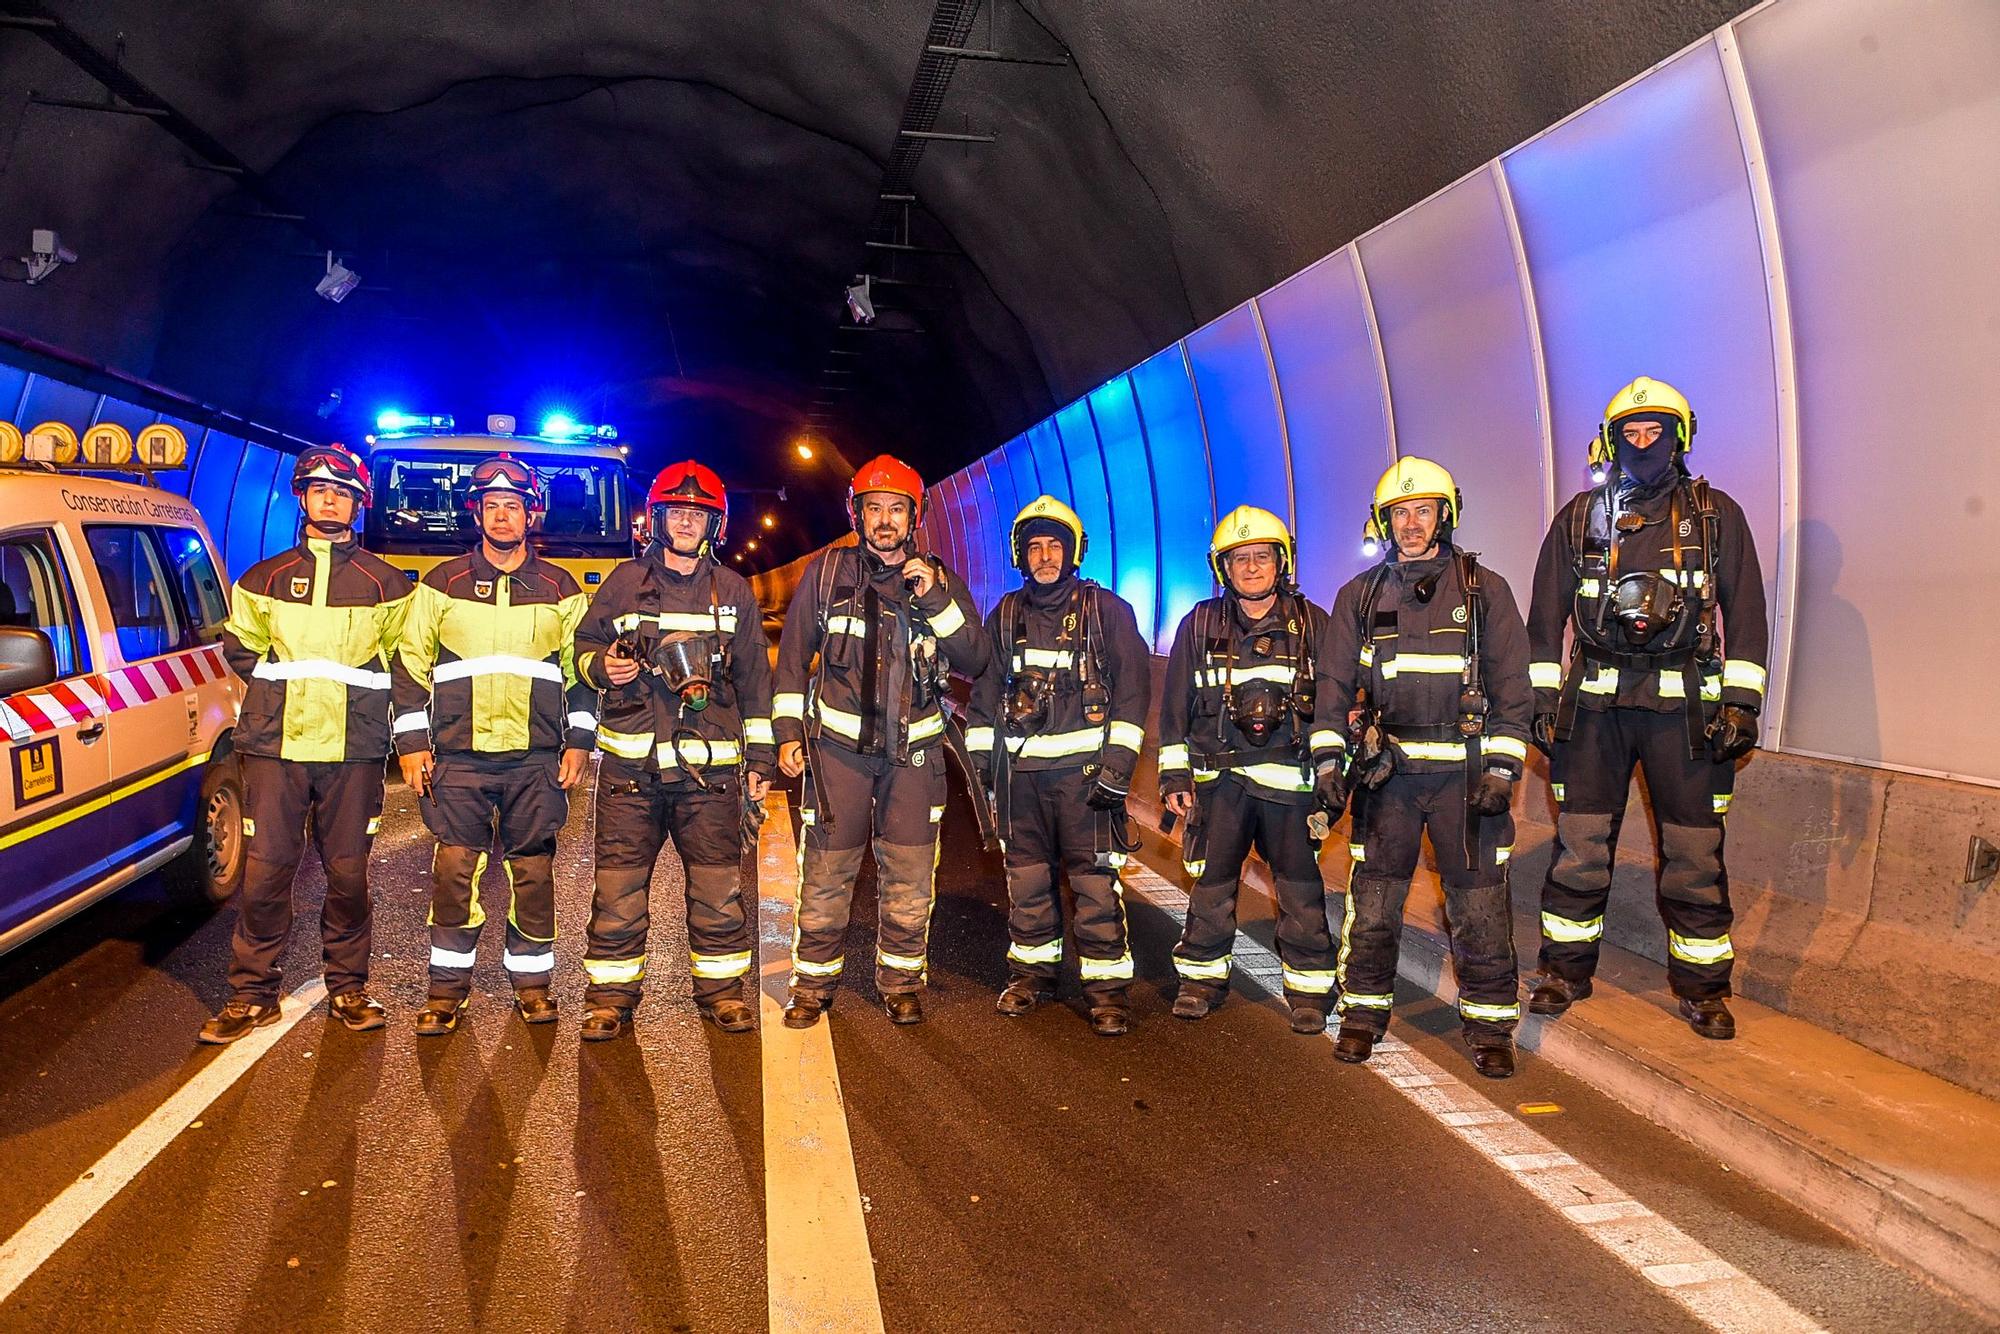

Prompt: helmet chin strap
[484,532,524,553]
[304,516,349,538]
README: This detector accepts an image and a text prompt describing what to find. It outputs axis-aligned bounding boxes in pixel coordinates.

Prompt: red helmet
[465,454,545,514]
[647,460,729,553]
[292,443,372,507]
[847,454,925,531]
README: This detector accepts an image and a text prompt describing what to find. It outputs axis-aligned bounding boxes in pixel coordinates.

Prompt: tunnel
[0,0,1996,1328]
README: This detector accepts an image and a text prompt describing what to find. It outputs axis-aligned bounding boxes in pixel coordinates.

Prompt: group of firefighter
[199,374,1766,1082]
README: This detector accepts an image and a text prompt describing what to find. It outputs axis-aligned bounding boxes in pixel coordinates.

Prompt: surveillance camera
[315,251,360,303]
[845,275,875,325]
[23,229,77,284]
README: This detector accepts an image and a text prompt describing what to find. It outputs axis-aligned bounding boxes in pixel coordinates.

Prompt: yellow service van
[0,419,244,955]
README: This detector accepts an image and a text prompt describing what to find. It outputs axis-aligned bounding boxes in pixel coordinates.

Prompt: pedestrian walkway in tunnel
[0,767,1978,1332]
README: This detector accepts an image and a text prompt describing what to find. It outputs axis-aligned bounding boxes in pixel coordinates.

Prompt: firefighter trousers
[584,756,747,1010]
[1172,773,1338,1011]
[1001,766,1132,1006]
[792,737,946,999]
[1540,706,1737,1000]
[1340,769,1519,1043]
[228,756,383,1006]
[419,753,568,999]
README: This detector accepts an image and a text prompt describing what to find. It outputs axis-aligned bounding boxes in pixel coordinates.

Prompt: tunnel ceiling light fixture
[316,250,360,303]
[845,275,876,325]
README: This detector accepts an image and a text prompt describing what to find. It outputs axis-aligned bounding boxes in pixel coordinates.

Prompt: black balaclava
[1612,411,1683,494]
[1018,517,1077,602]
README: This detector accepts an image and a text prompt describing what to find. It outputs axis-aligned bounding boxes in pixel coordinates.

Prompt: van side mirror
[0,627,58,696]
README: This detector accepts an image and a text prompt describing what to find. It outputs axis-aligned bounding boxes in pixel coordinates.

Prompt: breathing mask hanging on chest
[653,632,718,711]
[1006,666,1052,730]
[1230,679,1288,745]
[1610,573,1680,645]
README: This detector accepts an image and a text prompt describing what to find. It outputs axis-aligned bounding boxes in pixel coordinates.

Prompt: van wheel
[167,753,246,903]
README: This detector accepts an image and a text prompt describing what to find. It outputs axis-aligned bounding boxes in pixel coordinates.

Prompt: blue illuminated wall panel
[0,364,28,415]
[1259,250,1398,604]
[1025,420,1072,506]
[1002,435,1041,515]
[1183,304,1291,528]
[1128,345,1216,650]
[1086,374,1161,637]
[228,447,283,580]
[1504,38,1782,685]
[263,468,300,557]
[1052,400,1114,588]
[188,432,247,572]
[16,375,98,431]
[1358,171,1548,588]
[982,445,1026,593]
[962,460,1005,611]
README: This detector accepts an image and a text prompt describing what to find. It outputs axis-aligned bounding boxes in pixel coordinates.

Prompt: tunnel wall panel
[1356,172,1547,589]
[228,447,283,579]
[1736,0,2000,780]
[1503,39,1786,718]
[1128,346,1217,650]
[1182,304,1291,531]
[980,447,1026,593]
[17,375,100,433]
[187,433,247,571]
[1086,374,1161,638]
[1258,249,1398,604]
[1002,435,1042,518]
[964,459,1006,612]
[1024,420,1072,509]
[1051,400,1115,589]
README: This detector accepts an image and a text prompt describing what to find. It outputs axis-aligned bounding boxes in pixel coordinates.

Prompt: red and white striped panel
[102,643,228,710]
[0,645,229,743]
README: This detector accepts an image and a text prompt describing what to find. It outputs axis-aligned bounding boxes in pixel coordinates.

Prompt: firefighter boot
[1469,1039,1517,1079]
[515,988,558,1024]
[996,978,1052,1016]
[1527,969,1593,1016]
[415,997,467,1038]
[1679,996,1736,1040]
[1334,1026,1377,1064]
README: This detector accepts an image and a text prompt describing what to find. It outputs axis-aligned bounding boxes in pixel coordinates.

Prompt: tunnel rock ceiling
[0,0,1750,556]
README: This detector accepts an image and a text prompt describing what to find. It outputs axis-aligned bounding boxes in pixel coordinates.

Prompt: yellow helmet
[1589,375,1697,472]
[1363,456,1461,557]
[1010,494,1088,572]
[1209,504,1294,585]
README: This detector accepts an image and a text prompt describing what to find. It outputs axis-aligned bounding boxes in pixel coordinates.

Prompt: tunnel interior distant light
[21,229,77,285]
[761,513,776,529]
[745,539,759,552]
[315,250,360,303]
[845,274,876,325]
[794,438,816,461]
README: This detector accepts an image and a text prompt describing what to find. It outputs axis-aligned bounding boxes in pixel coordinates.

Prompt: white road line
[1121,862,1825,1334]
[0,978,328,1306]
[755,794,884,1334]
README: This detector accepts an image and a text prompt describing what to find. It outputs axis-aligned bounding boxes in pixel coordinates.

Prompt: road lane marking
[1121,860,1824,1334]
[755,794,884,1334]
[0,977,328,1305]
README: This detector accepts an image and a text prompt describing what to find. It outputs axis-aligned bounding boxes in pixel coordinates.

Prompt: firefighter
[1158,505,1339,1034]
[391,456,596,1036]
[1527,377,1768,1040]
[1317,459,1533,1078]
[774,455,991,1028]
[965,496,1152,1036]
[571,461,775,1040]
[200,445,412,1044]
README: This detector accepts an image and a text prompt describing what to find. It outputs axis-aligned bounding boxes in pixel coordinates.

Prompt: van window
[0,530,86,677]
[156,527,228,645]
[84,526,186,663]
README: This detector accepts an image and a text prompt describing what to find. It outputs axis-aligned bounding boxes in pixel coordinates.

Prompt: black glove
[1087,769,1131,810]
[1313,763,1351,818]
[1707,703,1759,763]
[1531,713,1558,758]
[1468,771,1514,817]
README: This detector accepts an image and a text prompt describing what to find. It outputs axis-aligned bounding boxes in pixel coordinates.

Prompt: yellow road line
[756,793,884,1334]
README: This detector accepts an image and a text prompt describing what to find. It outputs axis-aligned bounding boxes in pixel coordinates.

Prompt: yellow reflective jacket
[390,547,595,758]
[222,537,414,762]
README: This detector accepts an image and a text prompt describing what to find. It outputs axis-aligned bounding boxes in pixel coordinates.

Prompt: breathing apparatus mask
[617,629,719,711]
[1609,572,1680,645]
[1006,667,1053,730]
[1230,679,1289,745]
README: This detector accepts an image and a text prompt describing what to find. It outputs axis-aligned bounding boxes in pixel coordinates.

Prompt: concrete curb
[1389,925,2000,1323]
[1125,816,2000,1322]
